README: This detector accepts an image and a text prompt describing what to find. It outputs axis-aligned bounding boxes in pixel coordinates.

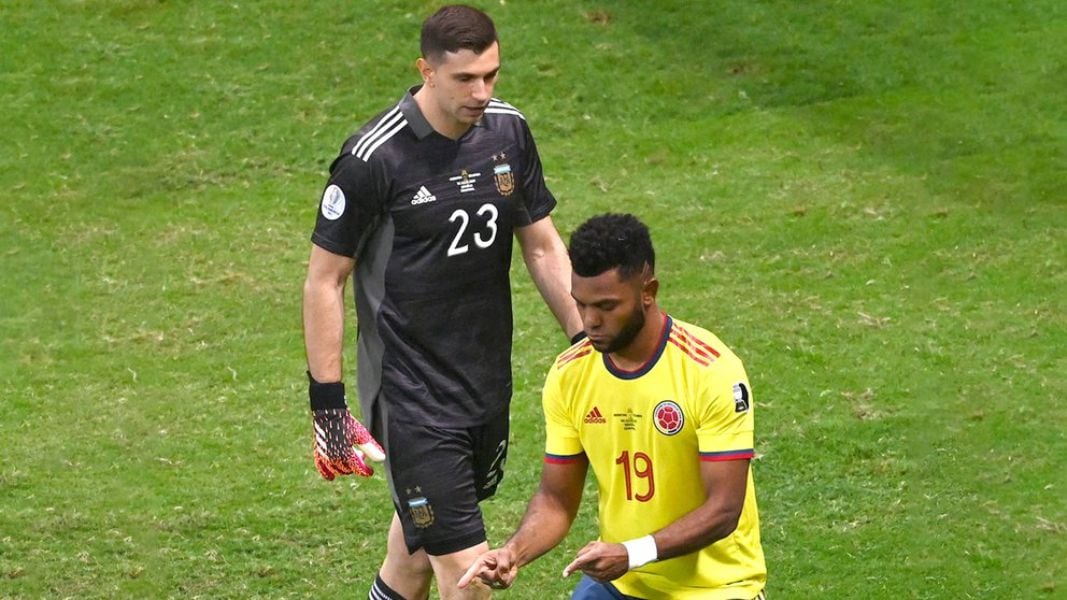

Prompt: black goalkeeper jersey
[311,87,557,427]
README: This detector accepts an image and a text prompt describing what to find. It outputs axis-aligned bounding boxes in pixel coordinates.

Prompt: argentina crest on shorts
[407,496,435,529]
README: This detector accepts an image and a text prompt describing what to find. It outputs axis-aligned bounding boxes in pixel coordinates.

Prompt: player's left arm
[651,363,754,559]
[515,216,583,340]
[648,458,750,559]
[562,460,749,582]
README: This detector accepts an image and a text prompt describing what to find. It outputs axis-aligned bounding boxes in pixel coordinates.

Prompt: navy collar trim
[603,315,672,380]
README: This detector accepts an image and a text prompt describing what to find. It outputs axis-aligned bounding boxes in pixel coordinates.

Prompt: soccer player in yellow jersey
[460,213,766,599]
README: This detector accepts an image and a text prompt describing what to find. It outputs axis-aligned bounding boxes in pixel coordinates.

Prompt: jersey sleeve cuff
[310,234,356,259]
[699,449,755,462]
[544,452,585,464]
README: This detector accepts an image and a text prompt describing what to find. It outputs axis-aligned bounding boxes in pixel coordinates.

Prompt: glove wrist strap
[307,371,347,410]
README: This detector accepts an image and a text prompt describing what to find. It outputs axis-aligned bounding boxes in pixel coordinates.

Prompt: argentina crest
[407,496,435,529]
[492,152,514,196]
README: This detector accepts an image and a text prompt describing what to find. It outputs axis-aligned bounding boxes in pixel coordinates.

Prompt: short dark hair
[421,5,498,63]
[569,213,655,279]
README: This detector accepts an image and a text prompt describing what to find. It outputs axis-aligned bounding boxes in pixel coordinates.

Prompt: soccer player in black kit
[302,5,582,600]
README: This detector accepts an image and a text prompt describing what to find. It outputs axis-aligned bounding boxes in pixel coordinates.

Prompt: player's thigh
[571,575,639,600]
[385,419,488,555]
[572,576,765,600]
[471,410,510,500]
[427,540,490,586]
[383,512,431,575]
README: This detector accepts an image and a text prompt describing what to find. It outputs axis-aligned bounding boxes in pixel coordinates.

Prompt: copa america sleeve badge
[733,383,751,413]
[320,184,346,220]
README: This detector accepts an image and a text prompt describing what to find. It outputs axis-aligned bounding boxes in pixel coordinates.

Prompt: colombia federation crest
[653,400,685,436]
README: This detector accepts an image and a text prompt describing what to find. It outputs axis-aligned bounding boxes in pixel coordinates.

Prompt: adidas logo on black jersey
[411,186,437,205]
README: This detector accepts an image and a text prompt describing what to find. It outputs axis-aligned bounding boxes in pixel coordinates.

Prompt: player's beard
[594,303,646,354]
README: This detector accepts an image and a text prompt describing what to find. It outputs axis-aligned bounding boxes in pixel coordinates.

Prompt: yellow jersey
[543,315,766,599]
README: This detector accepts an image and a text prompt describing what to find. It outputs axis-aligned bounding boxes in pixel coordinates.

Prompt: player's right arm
[302,244,383,480]
[302,244,354,383]
[304,152,380,375]
[458,456,588,589]
[302,149,388,480]
[460,361,587,589]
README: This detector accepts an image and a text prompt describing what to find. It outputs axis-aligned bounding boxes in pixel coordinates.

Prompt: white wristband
[621,535,658,570]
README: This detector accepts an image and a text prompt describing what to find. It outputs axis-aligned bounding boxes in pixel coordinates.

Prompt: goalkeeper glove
[308,373,385,481]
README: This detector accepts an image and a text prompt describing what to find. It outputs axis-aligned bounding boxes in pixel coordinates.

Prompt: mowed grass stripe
[1,1,1063,597]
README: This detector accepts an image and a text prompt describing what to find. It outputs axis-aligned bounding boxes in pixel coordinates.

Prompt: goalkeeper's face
[417,42,500,132]
[572,267,655,354]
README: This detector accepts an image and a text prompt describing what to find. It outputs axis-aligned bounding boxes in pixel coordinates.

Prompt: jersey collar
[603,314,672,380]
[400,86,434,140]
[401,85,486,141]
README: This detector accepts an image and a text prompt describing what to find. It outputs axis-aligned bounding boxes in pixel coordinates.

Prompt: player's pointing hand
[458,547,519,590]
[562,541,629,582]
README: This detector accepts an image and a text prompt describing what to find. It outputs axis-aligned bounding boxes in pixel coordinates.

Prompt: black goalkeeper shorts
[372,407,509,556]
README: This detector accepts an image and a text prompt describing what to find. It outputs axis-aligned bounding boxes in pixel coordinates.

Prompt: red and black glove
[309,373,385,481]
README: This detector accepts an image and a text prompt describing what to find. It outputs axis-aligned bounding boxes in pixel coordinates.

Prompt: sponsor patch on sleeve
[320,184,346,220]
[733,382,750,413]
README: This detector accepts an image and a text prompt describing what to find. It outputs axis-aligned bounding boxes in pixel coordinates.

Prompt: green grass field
[1,1,1064,598]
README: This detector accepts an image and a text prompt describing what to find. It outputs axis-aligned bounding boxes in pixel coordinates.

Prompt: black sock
[369,574,409,600]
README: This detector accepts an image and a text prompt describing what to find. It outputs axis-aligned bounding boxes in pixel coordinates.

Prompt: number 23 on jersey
[447,203,499,257]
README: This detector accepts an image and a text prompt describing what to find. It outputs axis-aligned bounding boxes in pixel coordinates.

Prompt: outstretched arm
[516,216,583,340]
[459,457,588,589]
